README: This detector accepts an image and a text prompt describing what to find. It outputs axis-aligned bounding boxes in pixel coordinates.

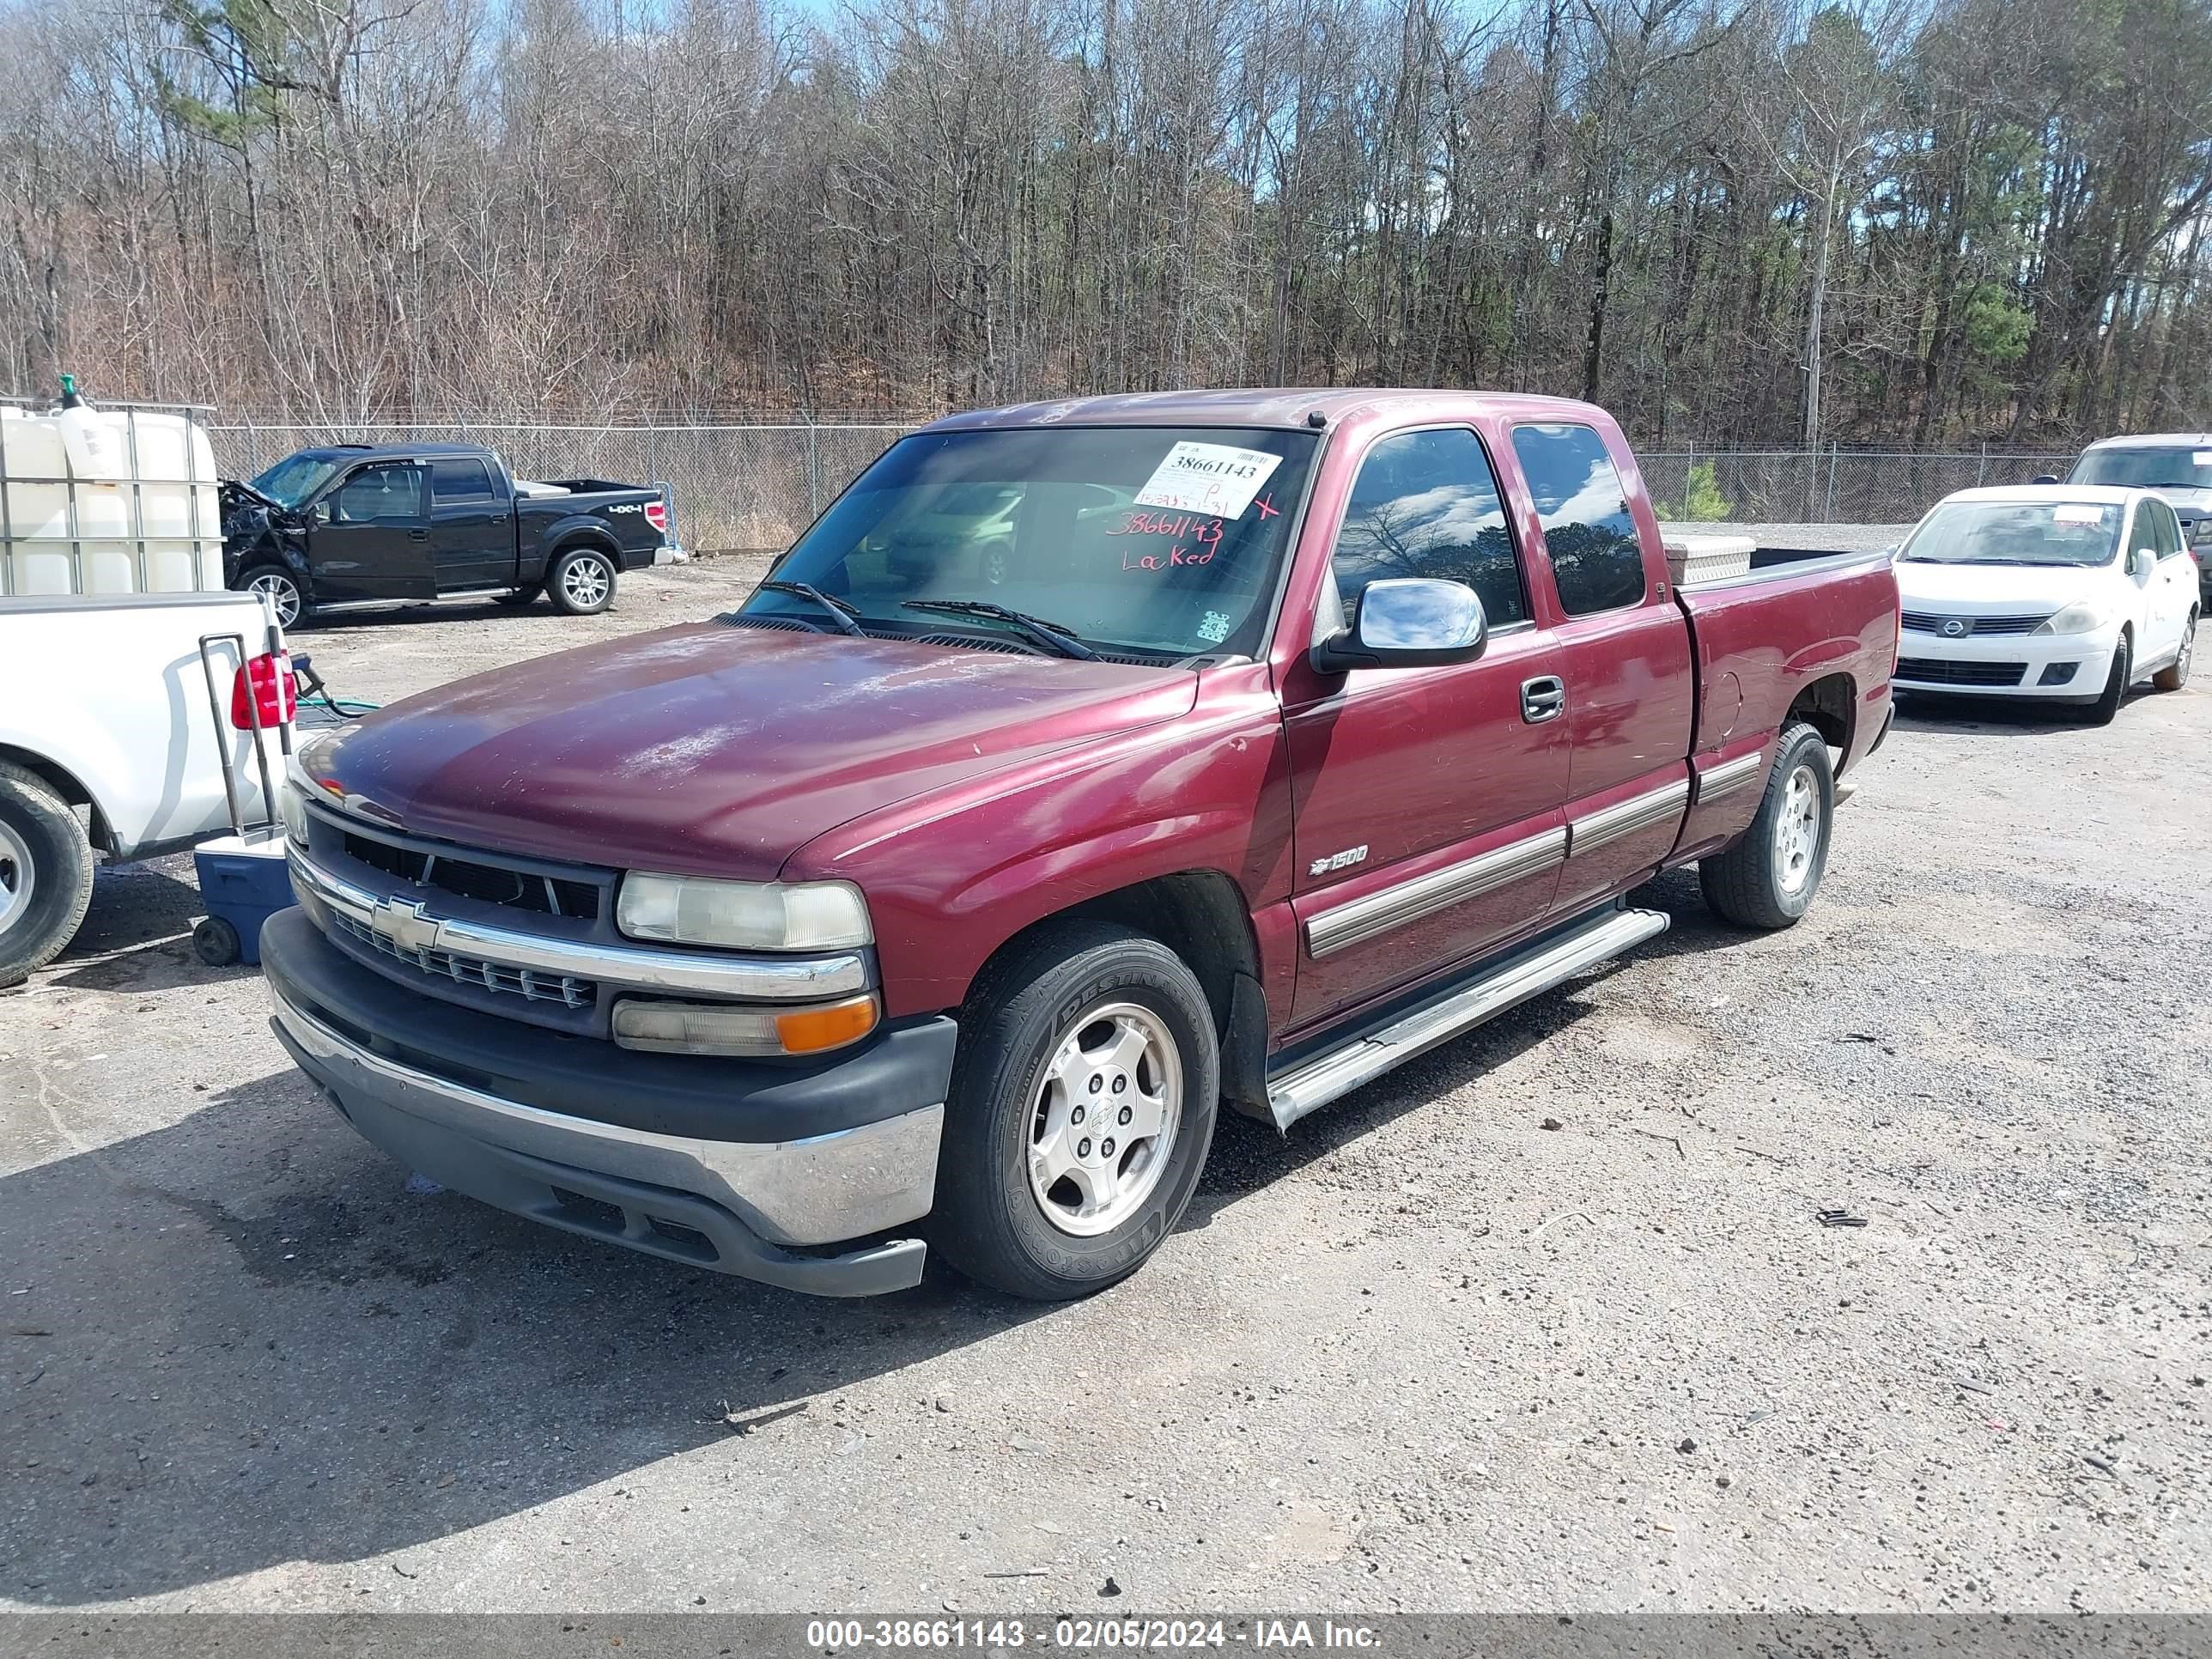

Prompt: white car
[1892,484,2198,723]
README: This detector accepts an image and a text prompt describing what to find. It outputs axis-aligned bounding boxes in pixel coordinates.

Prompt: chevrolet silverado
[259,391,1899,1300]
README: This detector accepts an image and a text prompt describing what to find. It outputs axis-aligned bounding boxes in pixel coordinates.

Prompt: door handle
[1522,675,1566,724]
[489,514,508,525]
[409,527,428,541]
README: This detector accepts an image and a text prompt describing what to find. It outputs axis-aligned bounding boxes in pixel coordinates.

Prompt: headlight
[615,873,872,951]
[2033,601,2108,635]
[277,774,311,847]
[612,993,879,1056]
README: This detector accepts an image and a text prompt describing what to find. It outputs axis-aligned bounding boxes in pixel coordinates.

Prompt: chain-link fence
[1638,447,2076,526]
[206,422,2081,550]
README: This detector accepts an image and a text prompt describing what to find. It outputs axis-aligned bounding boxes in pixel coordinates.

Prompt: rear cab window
[1509,422,1648,616]
[431,458,497,505]
[1328,427,1530,632]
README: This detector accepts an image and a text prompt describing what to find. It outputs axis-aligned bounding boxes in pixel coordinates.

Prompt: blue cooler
[191,832,293,966]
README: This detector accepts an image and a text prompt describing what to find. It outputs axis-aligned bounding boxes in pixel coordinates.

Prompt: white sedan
[1892,484,2199,724]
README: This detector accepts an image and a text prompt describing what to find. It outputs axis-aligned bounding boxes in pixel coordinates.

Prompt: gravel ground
[2,551,2206,1616]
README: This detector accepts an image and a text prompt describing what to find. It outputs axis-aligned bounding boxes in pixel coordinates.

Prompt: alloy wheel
[1025,1001,1182,1237]
[248,572,301,629]
[1771,763,1821,896]
[562,557,611,609]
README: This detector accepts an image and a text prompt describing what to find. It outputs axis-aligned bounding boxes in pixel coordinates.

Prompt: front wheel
[241,565,311,629]
[2088,634,2131,726]
[1699,722,1835,930]
[547,548,617,616]
[933,922,1219,1300]
[2153,614,2196,692]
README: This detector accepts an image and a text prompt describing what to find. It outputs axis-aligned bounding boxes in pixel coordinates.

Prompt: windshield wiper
[757,580,865,636]
[902,599,1097,660]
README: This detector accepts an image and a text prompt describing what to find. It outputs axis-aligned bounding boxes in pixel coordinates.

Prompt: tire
[932,921,1219,1300]
[547,547,617,616]
[240,564,311,629]
[2152,613,2196,692]
[191,915,241,967]
[1699,722,1835,931]
[0,761,95,988]
[2088,633,2130,726]
[494,583,544,609]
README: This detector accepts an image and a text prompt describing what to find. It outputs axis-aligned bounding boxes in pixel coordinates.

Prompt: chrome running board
[1265,906,1671,1132]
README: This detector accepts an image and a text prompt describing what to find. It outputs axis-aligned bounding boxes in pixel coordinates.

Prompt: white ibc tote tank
[1,380,222,597]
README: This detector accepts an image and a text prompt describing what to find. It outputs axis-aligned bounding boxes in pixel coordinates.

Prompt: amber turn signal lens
[773,994,880,1054]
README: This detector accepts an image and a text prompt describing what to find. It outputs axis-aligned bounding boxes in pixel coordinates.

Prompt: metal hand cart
[188,612,310,968]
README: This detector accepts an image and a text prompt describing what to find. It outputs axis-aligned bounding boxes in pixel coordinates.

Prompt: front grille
[1901,611,2051,635]
[342,829,601,921]
[331,911,598,1008]
[1896,657,2028,687]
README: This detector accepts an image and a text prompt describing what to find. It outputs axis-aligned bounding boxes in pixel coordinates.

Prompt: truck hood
[1894,560,2116,611]
[306,623,1199,877]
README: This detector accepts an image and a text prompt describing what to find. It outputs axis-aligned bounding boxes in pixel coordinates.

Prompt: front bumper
[1893,623,2118,700]
[262,908,954,1297]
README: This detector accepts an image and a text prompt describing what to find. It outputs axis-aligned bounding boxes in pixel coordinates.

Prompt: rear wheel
[0,761,94,988]
[241,565,310,629]
[547,547,617,616]
[2153,613,2196,692]
[2088,633,2131,725]
[933,921,1218,1300]
[1699,722,1834,930]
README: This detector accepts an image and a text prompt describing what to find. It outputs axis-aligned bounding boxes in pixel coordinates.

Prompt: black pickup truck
[221,441,668,627]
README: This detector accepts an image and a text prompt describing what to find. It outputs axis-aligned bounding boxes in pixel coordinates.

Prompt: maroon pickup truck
[262,391,1899,1300]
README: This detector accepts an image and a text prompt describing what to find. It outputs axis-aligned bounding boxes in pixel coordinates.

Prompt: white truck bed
[1,589,289,981]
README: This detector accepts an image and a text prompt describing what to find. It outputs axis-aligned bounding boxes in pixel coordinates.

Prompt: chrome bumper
[270,981,942,1296]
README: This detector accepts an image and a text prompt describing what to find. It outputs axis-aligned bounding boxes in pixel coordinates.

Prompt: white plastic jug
[57,374,126,481]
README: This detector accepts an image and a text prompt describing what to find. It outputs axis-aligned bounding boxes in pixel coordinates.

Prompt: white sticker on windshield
[2052,504,2104,524]
[1133,442,1284,519]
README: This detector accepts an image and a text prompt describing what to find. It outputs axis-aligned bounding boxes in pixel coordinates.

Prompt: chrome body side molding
[1566,778,1691,857]
[1692,750,1767,805]
[1268,905,1671,1130]
[1304,827,1569,960]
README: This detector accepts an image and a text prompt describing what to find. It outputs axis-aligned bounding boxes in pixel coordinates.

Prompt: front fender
[781,666,1298,1020]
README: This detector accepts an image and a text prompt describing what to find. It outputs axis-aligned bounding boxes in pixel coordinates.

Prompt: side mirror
[2031,473,2060,486]
[2130,548,2157,578]
[1312,577,1488,673]
[310,499,333,526]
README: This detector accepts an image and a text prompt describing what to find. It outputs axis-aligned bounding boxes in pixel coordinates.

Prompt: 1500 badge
[1309,845,1368,877]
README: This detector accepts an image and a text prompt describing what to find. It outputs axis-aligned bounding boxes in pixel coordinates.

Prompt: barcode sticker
[1133,442,1285,518]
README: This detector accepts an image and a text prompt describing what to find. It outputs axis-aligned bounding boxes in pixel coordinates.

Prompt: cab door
[1500,421,1696,918]
[1282,425,1572,1029]
[427,455,514,592]
[307,461,432,601]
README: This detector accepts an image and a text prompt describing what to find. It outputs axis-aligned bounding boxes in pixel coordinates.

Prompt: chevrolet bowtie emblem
[368,896,441,953]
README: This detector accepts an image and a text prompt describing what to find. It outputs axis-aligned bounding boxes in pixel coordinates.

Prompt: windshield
[746,426,1319,659]
[1899,501,2122,566]
[2067,446,2212,489]
[248,452,343,509]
